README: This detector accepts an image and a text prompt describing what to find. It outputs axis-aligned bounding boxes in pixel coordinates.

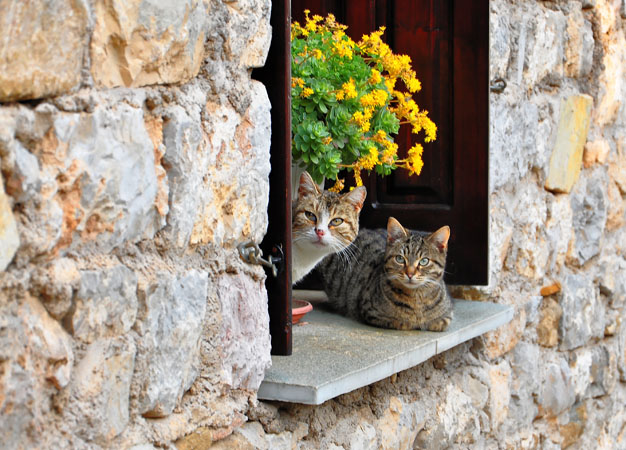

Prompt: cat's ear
[387,217,408,244]
[298,171,321,198]
[342,186,367,211]
[428,226,450,252]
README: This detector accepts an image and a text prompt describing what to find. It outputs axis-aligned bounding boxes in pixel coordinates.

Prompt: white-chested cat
[291,171,367,285]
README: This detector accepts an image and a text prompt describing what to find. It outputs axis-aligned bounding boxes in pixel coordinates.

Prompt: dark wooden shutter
[254,0,292,355]
[292,0,489,285]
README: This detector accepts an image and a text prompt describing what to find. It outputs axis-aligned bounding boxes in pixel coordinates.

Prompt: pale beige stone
[482,309,525,359]
[487,362,511,430]
[583,139,611,168]
[0,175,19,271]
[545,95,593,193]
[607,180,625,231]
[90,0,209,88]
[537,298,563,347]
[0,0,88,101]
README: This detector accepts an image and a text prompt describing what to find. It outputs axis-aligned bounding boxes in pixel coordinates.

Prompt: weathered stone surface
[69,265,138,343]
[565,7,594,78]
[583,139,611,168]
[133,270,208,417]
[227,0,272,69]
[0,175,19,270]
[68,335,136,444]
[215,270,271,390]
[481,308,525,359]
[90,0,209,88]
[568,167,609,265]
[489,0,511,80]
[189,81,271,247]
[0,295,74,448]
[537,356,576,418]
[30,257,80,320]
[545,194,574,271]
[524,6,566,87]
[160,104,206,248]
[559,273,605,351]
[504,182,549,279]
[537,297,562,347]
[606,180,626,231]
[598,255,626,308]
[593,7,625,127]
[0,0,88,101]
[489,98,539,192]
[570,345,616,400]
[487,361,511,431]
[545,95,593,193]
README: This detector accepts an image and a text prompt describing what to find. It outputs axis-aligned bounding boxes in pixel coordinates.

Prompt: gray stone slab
[258,299,514,405]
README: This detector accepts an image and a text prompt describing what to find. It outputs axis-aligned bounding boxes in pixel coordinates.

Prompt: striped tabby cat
[292,171,366,285]
[319,217,453,331]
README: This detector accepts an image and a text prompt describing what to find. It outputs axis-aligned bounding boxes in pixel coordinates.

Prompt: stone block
[215,270,271,390]
[489,3,511,80]
[545,95,593,193]
[0,295,74,448]
[524,7,566,87]
[559,273,605,351]
[583,140,610,168]
[133,270,208,418]
[565,8,594,78]
[537,356,576,418]
[189,81,271,247]
[30,257,80,320]
[68,265,138,343]
[489,98,539,192]
[568,167,609,265]
[481,309,525,359]
[70,335,136,444]
[0,0,88,101]
[487,361,511,431]
[570,345,616,400]
[593,29,625,127]
[90,0,209,88]
[536,297,562,347]
[0,176,19,271]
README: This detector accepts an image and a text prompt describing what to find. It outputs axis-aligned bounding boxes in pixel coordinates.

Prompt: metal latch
[237,241,284,277]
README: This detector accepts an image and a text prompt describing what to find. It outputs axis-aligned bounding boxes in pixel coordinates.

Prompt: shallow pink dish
[292,299,313,324]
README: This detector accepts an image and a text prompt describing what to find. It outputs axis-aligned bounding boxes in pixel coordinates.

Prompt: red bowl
[292,299,313,324]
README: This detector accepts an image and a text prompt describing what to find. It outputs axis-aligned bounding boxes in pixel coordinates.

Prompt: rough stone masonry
[1,0,626,449]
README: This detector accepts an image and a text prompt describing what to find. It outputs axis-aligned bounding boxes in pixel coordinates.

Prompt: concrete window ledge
[257,292,514,405]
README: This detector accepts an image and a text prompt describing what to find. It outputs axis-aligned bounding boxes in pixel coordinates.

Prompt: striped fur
[292,172,366,284]
[318,217,453,331]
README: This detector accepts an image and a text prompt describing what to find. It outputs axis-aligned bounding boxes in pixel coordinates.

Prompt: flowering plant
[291,11,437,191]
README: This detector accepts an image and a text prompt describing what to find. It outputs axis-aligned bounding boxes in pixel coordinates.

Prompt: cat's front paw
[426,316,452,332]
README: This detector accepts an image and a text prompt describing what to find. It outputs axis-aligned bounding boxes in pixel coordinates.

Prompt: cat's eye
[419,257,430,266]
[304,211,317,223]
[394,255,405,264]
[329,218,344,227]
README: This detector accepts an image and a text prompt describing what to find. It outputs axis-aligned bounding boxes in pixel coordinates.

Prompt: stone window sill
[257,291,514,405]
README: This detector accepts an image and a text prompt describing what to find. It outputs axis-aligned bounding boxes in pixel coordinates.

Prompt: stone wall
[2,0,626,449]
[0,0,273,448]
[227,1,626,449]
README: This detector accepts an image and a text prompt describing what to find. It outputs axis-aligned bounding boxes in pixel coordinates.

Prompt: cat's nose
[315,229,325,238]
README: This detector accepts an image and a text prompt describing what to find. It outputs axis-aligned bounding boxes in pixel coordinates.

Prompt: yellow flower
[406,143,424,176]
[291,77,305,88]
[329,178,345,193]
[335,90,345,101]
[360,89,388,108]
[342,78,358,99]
[369,68,382,85]
[407,77,421,93]
[312,48,323,59]
[322,136,333,145]
[353,167,364,187]
[301,87,314,98]
[359,146,380,170]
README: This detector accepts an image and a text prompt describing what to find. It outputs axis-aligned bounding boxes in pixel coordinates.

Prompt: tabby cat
[319,217,453,331]
[292,171,367,285]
